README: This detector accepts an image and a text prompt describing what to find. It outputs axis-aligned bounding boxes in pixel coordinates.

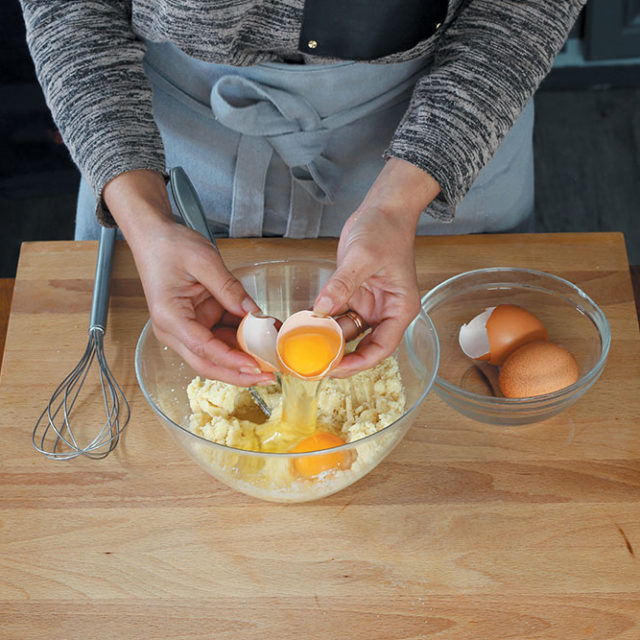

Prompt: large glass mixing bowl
[135,259,439,502]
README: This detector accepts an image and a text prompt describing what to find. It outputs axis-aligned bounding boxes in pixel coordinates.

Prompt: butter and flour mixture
[187,355,406,454]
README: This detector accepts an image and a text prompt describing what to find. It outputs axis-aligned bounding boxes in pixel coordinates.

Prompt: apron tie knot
[210,75,341,237]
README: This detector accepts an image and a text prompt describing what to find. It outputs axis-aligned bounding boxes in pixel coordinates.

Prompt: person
[20,0,585,387]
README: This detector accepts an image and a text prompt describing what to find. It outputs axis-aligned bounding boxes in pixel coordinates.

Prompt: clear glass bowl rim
[420,266,611,407]
[135,258,440,459]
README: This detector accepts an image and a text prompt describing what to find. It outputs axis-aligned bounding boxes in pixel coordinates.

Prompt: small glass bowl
[420,267,610,426]
[135,258,439,502]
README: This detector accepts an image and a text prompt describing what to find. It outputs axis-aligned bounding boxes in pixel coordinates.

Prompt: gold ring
[343,310,367,335]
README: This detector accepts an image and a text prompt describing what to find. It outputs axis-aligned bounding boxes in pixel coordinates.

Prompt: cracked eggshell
[236,312,280,372]
[459,304,549,366]
[276,310,345,380]
[458,307,494,362]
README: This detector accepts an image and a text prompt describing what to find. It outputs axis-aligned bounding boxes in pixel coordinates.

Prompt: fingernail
[314,296,333,316]
[241,297,259,314]
[240,366,262,375]
[256,379,276,387]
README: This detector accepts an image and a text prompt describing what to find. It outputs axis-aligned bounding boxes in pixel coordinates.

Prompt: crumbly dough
[187,355,405,450]
[185,355,406,501]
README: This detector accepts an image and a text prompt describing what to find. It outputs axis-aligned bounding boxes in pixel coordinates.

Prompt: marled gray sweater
[20,0,584,224]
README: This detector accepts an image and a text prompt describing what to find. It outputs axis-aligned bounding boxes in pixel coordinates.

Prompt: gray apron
[75,42,534,240]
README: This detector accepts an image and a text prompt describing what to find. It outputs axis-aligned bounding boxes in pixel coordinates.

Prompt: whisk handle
[89,226,117,332]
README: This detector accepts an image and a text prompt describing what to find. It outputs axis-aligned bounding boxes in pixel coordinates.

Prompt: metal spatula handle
[169,167,218,250]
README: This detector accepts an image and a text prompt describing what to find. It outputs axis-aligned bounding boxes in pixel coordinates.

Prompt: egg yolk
[278,326,342,377]
[291,431,348,477]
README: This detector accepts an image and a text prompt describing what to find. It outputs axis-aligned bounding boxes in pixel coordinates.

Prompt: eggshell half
[236,312,280,372]
[458,307,494,361]
[276,310,345,380]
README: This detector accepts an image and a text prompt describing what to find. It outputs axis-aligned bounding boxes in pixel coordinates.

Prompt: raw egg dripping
[236,309,346,460]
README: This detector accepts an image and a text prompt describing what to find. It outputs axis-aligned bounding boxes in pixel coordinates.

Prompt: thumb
[194,252,259,317]
[313,256,370,316]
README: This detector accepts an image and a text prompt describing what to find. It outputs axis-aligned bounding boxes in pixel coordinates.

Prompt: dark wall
[0,0,78,277]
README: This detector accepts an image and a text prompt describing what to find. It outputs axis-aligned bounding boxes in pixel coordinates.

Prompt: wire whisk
[32,227,130,460]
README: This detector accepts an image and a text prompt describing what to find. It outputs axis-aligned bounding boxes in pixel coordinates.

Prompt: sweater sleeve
[385,0,586,221]
[20,0,166,225]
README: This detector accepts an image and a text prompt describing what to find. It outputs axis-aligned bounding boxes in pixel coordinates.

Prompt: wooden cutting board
[1,233,639,639]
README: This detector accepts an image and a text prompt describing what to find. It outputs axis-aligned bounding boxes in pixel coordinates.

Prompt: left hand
[313,158,441,376]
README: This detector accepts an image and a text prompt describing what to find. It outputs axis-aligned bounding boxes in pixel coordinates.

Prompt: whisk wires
[32,327,130,460]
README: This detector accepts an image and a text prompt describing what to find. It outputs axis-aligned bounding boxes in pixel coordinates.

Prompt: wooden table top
[1,233,640,639]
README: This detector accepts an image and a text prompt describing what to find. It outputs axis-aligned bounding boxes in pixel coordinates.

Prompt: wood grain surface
[1,233,639,639]
[0,279,14,374]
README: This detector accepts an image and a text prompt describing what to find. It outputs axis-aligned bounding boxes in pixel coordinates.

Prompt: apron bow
[210,75,341,237]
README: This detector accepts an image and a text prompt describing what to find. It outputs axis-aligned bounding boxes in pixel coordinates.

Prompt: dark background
[2,0,639,277]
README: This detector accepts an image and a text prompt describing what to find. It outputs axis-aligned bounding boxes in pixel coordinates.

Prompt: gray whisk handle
[89,226,117,332]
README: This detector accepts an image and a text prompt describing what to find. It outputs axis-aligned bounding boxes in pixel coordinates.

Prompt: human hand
[314,205,421,376]
[314,158,441,376]
[104,170,276,386]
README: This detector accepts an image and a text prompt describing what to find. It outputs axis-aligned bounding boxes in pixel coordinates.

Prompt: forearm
[102,170,174,246]
[20,0,165,221]
[387,0,585,217]
[356,158,441,232]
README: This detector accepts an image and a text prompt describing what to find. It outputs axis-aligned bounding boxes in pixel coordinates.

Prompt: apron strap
[230,135,271,237]
[286,183,323,238]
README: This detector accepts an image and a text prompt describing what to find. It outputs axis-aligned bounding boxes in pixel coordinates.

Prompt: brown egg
[459,304,549,366]
[498,341,579,398]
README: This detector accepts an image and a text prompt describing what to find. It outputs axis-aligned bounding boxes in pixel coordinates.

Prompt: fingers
[148,262,272,385]
[153,321,275,386]
[313,248,371,317]
[189,243,260,318]
[193,297,242,330]
[332,287,420,377]
[152,231,267,383]
[335,311,369,342]
[331,314,407,378]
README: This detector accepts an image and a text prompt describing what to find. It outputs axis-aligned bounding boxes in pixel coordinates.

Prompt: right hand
[103,170,276,386]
